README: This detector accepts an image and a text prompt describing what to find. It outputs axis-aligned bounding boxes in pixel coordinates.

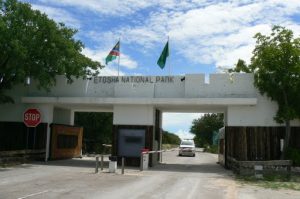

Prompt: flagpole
[118,38,120,77]
[168,36,170,76]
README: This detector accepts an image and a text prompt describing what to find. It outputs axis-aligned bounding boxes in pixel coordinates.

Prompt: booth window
[57,134,78,149]
[125,136,142,144]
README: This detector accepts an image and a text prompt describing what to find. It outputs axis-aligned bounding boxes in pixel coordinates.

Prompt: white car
[178,140,195,157]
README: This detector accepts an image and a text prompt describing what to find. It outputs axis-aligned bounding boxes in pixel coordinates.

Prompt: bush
[205,145,218,154]
[286,148,300,166]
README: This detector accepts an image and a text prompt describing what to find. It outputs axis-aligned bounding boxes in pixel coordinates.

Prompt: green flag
[157,41,169,69]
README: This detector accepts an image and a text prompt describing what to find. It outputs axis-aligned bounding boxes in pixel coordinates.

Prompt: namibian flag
[105,41,120,65]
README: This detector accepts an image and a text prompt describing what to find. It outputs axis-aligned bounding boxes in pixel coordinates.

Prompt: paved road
[0,150,299,199]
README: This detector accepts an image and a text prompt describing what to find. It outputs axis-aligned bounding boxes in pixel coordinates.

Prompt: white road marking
[17,190,49,199]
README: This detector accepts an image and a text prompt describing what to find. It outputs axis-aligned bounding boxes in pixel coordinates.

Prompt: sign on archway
[23,108,41,127]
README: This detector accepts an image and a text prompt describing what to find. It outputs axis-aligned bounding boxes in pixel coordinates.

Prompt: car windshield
[181,141,194,145]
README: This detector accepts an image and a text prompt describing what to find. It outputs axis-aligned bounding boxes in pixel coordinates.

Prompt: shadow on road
[30,158,109,168]
[150,162,230,175]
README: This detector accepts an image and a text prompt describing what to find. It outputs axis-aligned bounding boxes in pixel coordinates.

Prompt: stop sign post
[24,108,41,127]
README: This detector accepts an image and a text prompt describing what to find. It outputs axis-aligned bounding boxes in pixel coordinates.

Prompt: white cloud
[82,48,107,64]
[87,31,118,49]
[212,24,272,68]
[174,129,195,140]
[31,4,80,28]
[82,48,138,73]
[162,112,199,140]
[37,0,153,16]
[33,0,300,71]
[119,54,138,69]
[36,0,233,16]
[95,0,300,69]
[121,28,161,49]
[163,1,296,68]
[163,113,203,128]
[98,67,125,76]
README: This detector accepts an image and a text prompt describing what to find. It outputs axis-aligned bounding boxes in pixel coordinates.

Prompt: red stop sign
[24,108,41,127]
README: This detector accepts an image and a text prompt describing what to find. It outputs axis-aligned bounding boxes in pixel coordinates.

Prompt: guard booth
[117,129,145,157]
[112,125,158,166]
[50,124,83,160]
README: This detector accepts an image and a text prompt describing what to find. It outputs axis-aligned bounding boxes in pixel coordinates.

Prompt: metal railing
[95,154,109,173]
[95,154,125,175]
[95,148,177,173]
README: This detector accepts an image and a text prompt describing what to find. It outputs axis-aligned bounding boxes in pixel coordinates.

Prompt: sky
[20,0,300,139]
[162,113,203,139]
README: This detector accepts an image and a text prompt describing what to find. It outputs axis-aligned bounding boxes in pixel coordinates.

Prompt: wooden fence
[0,122,47,151]
[225,126,300,162]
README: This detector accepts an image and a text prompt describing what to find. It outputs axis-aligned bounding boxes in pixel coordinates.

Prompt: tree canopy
[0,0,102,103]
[162,130,181,145]
[190,113,224,147]
[74,112,113,154]
[230,26,300,158]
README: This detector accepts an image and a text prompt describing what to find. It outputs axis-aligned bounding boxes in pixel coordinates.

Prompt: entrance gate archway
[155,111,225,172]
[2,74,299,169]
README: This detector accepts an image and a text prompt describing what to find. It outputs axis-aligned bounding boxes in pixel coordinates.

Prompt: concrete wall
[227,94,300,126]
[113,105,155,125]
[27,77,115,97]
[114,83,154,98]
[23,74,256,99]
[53,108,72,125]
[0,103,25,122]
[0,102,53,124]
[184,73,256,98]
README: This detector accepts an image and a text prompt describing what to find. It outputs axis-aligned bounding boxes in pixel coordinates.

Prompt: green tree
[162,130,181,145]
[230,26,300,159]
[74,112,113,154]
[0,0,102,103]
[190,113,224,147]
[228,59,250,73]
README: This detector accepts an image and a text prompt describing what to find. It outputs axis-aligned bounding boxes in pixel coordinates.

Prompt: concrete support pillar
[53,107,72,125]
[113,105,155,166]
[70,110,75,125]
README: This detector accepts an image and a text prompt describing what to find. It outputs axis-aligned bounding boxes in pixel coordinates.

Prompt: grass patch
[236,173,300,191]
[0,162,23,168]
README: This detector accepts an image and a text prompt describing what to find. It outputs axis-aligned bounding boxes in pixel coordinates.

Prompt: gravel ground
[0,151,300,199]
